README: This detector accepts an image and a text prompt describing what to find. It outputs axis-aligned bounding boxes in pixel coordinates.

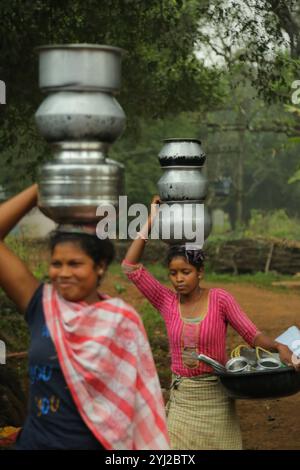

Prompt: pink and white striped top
[123,263,261,377]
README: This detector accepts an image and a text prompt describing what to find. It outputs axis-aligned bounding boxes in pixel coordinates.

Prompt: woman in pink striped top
[122,197,295,450]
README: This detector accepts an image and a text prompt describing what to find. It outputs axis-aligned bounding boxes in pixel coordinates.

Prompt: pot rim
[225,356,250,373]
[35,44,126,55]
[162,138,202,144]
[51,142,110,151]
[159,199,206,205]
[257,357,281,368]
[217,365,295,377]
[160,165,205,170]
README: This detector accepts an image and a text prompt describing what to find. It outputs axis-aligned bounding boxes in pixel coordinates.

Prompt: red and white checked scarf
[42,284,170,450]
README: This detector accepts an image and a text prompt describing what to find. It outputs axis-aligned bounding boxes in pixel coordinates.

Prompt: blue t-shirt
[15,284,105,450]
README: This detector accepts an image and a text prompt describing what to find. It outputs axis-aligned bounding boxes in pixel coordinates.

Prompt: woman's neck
[180,286,202,304]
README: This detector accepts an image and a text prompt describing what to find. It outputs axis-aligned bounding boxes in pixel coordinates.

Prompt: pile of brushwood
[205,237,300,275]
[115,237,300,275]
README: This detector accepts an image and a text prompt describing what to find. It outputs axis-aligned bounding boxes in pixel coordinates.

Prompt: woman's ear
[198,266,204,279]
[97,260,107,277]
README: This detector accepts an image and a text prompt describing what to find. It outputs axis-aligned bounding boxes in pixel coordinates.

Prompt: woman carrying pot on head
[122,195,298,450]
[0,185,169,450]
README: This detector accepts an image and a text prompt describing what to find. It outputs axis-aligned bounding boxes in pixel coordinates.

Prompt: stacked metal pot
[154,138,212,245]
[35,44,126,223]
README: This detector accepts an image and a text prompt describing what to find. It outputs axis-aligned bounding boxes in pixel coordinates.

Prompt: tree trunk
[235,110,245,227]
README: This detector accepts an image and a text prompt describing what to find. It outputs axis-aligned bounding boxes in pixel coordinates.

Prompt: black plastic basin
[217,366,300,399]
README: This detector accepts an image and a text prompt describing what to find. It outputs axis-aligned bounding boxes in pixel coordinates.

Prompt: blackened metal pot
[35,91,126,143]
[158,138,206,167]
[157,166,208,201]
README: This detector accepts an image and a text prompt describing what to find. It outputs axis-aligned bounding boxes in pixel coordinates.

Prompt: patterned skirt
[165,374,243,450]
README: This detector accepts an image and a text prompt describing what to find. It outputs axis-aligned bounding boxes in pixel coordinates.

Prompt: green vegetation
[204,271,295,290]
[140,301,166,339]
[5,236,49,280]
[139,301,170,388]
[0,294,29,352]
[1,2,300,228]
[245,209,300,241]
[0,0,223,193]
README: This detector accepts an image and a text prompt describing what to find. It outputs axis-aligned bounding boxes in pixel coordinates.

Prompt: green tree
[0,0,224,192]
[197,0,300,102]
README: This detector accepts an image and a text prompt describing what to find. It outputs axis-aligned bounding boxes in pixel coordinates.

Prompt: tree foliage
[0,0,300,228]
[197,0,300,102]
[0,0,224,191]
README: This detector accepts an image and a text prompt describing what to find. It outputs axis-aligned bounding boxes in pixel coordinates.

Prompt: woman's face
[49,242,105,303]
[168,256,202,295]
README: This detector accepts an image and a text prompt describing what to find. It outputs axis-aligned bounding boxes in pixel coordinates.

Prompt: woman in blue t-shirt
[0,184,169,450]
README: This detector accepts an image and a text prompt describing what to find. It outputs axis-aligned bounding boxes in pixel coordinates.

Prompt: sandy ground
[102,273,300,450]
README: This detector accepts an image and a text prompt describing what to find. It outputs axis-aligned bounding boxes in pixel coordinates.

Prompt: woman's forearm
[124,196,160,265]
[0,184,38,239]
[124,215,152,264]
[253,333,279,352]
[254,332,298,368]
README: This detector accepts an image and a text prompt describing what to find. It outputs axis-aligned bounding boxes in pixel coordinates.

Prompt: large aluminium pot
[158,138,206,167]
[151,201,212,245]
[38,144,124,223]
[37,44,124,93]
[216,366,300,400]
[157,166,208,201]
[35,91,126,143]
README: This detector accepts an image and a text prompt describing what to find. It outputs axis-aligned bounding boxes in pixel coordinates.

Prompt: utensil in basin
[196,353,227,374]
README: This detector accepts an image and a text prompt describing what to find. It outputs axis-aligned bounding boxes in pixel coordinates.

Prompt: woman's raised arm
[0,184,38,239]
[0,184,40,314]
[124,195,160,265]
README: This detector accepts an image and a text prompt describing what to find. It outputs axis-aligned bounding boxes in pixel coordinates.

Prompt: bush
[244,209,300,240]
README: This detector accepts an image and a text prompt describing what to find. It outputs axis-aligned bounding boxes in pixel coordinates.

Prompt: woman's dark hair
[49,231,115,266]
[166,245,205,270]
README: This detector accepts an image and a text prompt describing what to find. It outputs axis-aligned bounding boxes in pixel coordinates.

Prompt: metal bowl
[157,166,208,201]
[38,157,124,223]
[256,357,281,370]
[217,367,300,399]
[158,138,206,167]
[225,356,250,373]
[36,44,124,93]
[35,91,126,143]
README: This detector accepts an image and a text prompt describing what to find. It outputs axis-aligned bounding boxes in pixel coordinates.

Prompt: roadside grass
[204,271,296,290]
[139,300,170,389]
